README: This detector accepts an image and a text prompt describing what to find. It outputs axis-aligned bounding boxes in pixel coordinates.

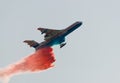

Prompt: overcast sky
[0,0,120,83]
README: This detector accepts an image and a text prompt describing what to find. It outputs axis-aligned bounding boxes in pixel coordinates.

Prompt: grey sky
[0,0,120,83]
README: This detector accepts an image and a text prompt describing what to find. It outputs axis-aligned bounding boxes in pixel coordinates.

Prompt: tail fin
[24,40,39,49]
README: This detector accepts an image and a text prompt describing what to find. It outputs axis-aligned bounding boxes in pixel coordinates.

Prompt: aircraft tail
[24,40,39,49]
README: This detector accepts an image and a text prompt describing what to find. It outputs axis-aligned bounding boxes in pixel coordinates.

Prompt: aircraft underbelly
[49,37,65,46]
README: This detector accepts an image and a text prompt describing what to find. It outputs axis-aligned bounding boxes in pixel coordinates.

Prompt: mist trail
[0,47,55,83]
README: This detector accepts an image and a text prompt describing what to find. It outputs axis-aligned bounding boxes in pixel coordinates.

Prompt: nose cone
[73,21,82,28]
[76,21,83,26]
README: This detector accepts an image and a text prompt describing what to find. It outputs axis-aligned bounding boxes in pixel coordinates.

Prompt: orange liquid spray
[0,47,55,83]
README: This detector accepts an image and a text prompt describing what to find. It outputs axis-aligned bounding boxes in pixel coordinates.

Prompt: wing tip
[37,28,43,30]
[23,40,31,43]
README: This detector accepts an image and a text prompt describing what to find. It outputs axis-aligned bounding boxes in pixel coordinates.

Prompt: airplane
[24,21,82,50]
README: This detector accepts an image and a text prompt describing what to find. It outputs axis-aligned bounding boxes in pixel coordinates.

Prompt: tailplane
[24,40,39,48]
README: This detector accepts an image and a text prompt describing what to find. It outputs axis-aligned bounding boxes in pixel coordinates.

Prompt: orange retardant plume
[0,47,55,83]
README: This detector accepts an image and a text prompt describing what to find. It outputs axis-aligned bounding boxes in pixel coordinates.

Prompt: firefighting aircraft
[24,21,82,50]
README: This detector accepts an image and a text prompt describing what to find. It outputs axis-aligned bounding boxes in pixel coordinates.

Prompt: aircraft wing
[38,28,62,41]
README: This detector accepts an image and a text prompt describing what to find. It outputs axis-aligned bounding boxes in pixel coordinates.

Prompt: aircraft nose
[78,21,82,24]
[76,21,82,26]
[80,21,83,25]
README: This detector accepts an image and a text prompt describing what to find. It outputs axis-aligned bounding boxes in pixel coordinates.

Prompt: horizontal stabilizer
[24,40,39,48]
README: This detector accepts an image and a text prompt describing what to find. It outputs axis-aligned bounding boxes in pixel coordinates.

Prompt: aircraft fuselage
[35,21,82,50]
